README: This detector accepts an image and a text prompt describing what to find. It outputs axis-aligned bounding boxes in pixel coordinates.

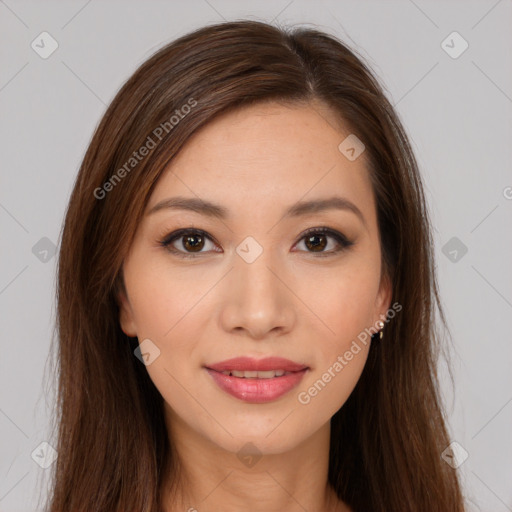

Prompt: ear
[374,271,393,324]
[117,288,138,337]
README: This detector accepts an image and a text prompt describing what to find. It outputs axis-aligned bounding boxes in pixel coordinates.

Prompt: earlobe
[117,290,138,337]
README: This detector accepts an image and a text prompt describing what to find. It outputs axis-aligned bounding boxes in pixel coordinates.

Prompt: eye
[159,229,220,259]
[293,227,354,256]
[159,226,354,259]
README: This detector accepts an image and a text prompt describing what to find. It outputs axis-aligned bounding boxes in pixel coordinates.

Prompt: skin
[118,99,392,512]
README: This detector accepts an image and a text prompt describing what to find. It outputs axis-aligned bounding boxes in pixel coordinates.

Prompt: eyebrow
[147,195,367,228]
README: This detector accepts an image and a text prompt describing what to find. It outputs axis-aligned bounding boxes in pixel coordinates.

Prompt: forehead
[149,101,376,229]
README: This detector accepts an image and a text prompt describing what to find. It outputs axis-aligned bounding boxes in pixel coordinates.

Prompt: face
[119,100,391,456]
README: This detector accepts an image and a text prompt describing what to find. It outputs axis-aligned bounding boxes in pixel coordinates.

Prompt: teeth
[234,370,257,378]
[220,369,288,378]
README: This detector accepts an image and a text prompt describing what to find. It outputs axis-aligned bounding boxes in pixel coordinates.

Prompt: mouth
[204,357,309,403]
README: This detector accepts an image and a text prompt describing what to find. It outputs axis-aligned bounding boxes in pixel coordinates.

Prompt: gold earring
[377,320,385,339]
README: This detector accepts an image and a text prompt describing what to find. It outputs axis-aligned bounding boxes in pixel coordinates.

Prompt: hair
[45,19,465,512]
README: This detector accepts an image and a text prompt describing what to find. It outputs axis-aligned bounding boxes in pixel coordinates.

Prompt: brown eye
[160,229,219,258]
[294,227,354,256]
[160,226,353,259]
[304,233,328,252]
[182,233,205,252]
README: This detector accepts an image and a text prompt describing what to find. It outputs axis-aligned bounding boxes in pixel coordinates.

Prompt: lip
[205,357,309,404]
[206,356,308,373]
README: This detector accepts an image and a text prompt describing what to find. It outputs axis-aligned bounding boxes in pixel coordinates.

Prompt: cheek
[295,283,374,418]
[123,256,213,393]
[125,263,211,428]
[312,260,381,351]
[124,255,212,342]
[294,260,378,412]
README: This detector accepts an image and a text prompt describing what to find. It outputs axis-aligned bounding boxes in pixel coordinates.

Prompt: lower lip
[205,368,308,403]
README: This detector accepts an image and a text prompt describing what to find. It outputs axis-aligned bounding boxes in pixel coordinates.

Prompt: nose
[219,251,296,340]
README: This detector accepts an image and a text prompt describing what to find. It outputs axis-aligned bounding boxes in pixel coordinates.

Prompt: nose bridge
[220,242,295,337]
[238,241,285,304]
[237,247,281,300]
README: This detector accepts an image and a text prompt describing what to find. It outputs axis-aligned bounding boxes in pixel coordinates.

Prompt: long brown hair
[46,20,465,511]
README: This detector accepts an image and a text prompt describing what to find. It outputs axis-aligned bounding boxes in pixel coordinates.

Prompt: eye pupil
[305,234,327,252]
[183,234,204,252]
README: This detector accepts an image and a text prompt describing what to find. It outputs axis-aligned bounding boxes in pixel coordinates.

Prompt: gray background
[1,1,511,510]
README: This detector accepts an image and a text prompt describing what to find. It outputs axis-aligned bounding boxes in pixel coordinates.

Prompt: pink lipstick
[205,357,308,403]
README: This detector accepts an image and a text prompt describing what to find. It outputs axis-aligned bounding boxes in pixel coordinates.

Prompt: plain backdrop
[1,1,511,511]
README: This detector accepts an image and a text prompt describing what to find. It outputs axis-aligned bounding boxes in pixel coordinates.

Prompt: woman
[47,20,465,511]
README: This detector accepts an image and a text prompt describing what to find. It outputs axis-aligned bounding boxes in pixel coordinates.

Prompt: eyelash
[159,226,354,259]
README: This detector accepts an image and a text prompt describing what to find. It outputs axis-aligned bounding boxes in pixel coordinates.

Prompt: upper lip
[206,357,308,373]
